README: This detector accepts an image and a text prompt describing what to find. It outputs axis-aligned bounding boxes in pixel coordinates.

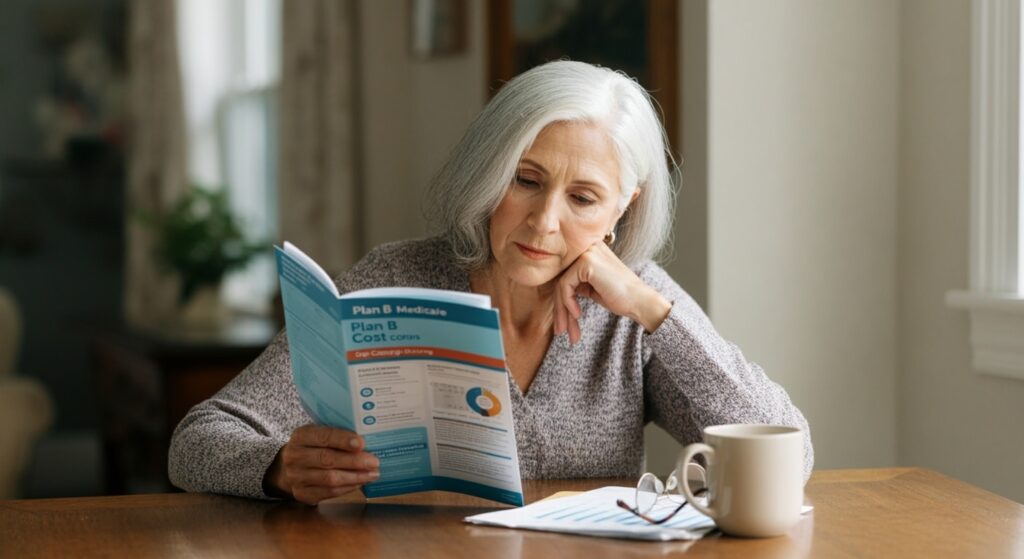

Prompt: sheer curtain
[177,0,281,314]
[176,0,361,313]
[278,0,362,277]
[128,0,359,322]
[124,0,188,326]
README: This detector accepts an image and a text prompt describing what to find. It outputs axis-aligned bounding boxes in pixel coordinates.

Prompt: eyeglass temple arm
[615,487,709,525]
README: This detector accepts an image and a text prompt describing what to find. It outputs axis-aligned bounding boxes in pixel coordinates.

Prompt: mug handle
[678,442,717,519]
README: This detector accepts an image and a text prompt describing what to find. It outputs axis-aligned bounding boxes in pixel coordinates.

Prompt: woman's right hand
[264,424,380,505]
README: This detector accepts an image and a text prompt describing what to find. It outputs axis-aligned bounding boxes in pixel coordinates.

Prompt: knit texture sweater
[169,237,814,499]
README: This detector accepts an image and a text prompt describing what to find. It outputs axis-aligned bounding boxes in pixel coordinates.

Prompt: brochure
[275,242,524,506]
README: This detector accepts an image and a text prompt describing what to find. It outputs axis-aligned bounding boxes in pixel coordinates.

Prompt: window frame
[946,0,1024,381]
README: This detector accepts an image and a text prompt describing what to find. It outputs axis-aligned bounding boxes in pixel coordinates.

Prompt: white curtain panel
[177,0,282,314]
[278,0,361,277]
[124,0,188,326]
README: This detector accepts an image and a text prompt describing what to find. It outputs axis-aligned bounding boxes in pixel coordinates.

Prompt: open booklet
[275,242,524,506]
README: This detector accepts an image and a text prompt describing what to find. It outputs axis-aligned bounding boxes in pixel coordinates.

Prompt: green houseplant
[140,185,267,306]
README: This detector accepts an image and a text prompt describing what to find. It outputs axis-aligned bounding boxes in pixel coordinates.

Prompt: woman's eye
[516,176,539,188]
[571,194,595,206]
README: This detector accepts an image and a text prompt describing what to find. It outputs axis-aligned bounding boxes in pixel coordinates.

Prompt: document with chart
[466,486,716,540]
[276,242,524,506]
[465,487,813,541]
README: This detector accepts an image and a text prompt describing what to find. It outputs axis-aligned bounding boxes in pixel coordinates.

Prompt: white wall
[705,0,900,469]
[355,1,903,474]
[358,0,487,249]
[355,4,1024,502]
[354,1,708,473]
[643,0,710,475]
[899,0,1024,503]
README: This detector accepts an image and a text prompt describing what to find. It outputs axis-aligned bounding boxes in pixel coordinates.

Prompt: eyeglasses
[615,464,708,525]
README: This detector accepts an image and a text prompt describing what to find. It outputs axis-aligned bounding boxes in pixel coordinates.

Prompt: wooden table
[2,468,1022,558]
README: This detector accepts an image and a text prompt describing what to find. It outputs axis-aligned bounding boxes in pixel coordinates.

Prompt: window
[946,0,1024,380]
[177,0,281,314]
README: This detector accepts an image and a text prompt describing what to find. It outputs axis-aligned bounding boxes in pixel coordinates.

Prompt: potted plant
[140,185,267,323]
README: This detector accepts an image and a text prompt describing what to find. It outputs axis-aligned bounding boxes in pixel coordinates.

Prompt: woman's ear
[617,188,641,219]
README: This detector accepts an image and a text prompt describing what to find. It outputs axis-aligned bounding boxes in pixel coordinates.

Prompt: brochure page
[276,244,524,506]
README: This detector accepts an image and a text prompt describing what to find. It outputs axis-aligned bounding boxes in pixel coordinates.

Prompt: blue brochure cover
[275,243,524,506]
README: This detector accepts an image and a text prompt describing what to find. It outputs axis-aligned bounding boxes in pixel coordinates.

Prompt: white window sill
[946,290,1024,381]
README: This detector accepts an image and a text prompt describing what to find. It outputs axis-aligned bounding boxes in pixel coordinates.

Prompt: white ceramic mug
[678,424,804,537]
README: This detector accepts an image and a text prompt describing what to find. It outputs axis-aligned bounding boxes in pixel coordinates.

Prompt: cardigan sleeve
[168,244,397,499]
[638,263,815,482]
[167,330,305,499]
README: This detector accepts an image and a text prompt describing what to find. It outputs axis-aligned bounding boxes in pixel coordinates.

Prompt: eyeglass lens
[635,472,665,513]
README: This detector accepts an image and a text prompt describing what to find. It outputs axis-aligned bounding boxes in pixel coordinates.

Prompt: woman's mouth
[515,243,554,260]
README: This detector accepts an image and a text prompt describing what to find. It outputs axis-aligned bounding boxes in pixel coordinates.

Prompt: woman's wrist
[263,448,292,499]
[632,287,672,333]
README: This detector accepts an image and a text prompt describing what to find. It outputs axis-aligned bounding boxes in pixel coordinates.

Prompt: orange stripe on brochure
[346,346,506,370]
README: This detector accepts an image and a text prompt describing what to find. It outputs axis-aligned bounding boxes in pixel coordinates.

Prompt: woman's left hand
[554,241,672,343]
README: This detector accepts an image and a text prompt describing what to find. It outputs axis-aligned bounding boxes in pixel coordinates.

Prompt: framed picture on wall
[410,0,467,58]
[487,0,679,154]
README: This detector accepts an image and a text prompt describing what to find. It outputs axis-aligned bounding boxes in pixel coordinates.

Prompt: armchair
[0,287,54,498]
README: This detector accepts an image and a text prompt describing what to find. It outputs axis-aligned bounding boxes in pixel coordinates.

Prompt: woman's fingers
[560,265,584,319]
[551,241,653,343]
[554,289,581,343]
[287,425,379,470]
[283,445,379,471]
[275,424,383,504]
[553,286,566,335]
[551,275,570,338]
[554,255,590,343]
[290,466,379,489]
[291,424,362,451]
[286,467,379,505]
[553,239,663,343]
[280,449,380,505]
[567,313,582,344]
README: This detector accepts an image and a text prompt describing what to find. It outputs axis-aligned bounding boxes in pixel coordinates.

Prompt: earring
[604,230,616,245]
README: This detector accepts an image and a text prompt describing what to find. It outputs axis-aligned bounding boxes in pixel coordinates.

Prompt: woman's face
[488,121,625,287]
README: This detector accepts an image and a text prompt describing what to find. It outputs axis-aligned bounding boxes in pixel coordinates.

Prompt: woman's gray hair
[425,60,678,270]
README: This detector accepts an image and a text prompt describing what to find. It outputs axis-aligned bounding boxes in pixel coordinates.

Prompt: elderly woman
[169,61,813,505]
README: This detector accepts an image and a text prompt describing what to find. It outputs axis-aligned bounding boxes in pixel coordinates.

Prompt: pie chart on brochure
[465,387,502,417]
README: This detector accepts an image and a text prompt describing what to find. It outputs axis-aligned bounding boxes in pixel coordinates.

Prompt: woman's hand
[264,424,380,505]
[554,241,672,344]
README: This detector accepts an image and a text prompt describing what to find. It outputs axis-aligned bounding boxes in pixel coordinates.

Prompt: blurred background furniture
[0,286,54,499]
[89,315,278,494]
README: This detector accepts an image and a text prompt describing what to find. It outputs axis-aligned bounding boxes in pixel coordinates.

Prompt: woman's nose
[527,193,561,234]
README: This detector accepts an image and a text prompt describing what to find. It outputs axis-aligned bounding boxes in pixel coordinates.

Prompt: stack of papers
[464,486,717,541]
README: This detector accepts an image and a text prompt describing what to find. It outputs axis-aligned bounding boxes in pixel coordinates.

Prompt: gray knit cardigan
[168,237,814,499]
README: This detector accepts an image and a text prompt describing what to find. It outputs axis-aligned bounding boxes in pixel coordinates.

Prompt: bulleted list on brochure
[275,242,524,506]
